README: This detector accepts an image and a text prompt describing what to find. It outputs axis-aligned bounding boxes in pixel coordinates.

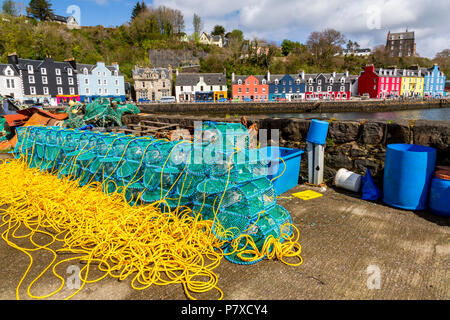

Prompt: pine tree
[131,1,142,20]
[26,0,53,21]
[2,0,19,16]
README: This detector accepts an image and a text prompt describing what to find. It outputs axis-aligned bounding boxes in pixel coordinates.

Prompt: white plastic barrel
[334,168,362,192]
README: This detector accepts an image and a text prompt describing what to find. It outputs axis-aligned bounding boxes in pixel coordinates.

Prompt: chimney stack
[267,70,271,82]
[8,52,18,65]
[301,70,305,79]
[232,72,235,83]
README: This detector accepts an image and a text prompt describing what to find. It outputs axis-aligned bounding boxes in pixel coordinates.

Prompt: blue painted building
[421,64,446,98]
[268,73,306,101]
[77,62,126,102]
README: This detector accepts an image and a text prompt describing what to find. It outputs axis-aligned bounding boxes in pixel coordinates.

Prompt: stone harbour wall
[258,118,450,185]
[127,114,450,186]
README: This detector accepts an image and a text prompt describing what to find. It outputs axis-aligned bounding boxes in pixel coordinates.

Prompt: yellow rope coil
[0,158,303,300]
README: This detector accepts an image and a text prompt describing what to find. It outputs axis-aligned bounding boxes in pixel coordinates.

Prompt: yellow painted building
[214,91,228,102]
[400,69,424,97]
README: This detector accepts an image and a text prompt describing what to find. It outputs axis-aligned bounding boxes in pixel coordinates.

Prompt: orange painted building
[231,74,269,101]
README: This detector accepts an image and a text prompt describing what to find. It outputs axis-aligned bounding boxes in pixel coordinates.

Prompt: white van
[158,96,176,104]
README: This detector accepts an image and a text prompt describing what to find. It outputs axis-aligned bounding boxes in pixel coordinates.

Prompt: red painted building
[358,65,402,98]
[231,74,269,101]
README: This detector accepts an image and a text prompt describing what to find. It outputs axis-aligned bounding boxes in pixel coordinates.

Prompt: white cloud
[153,0,450,58]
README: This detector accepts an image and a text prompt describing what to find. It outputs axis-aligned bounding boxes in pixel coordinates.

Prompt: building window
[6,79,14,89]
[340,86,345,92]
[255,88,258,93]
[262,87,266,93]
[30,87,36,95]
[68,78,74,85]
[99,88,102,94]
[238,88,242,93]
[42,76,48,84]
[104,80,107,85]
[318,80,322,85]
[85,79,89,85]
[98,79,101,85]
[104,88,108,94]
[86,88,90,95]
[327,86,332,92]
[115,80,119,86]
[70,87,75,95]
[58,87,63,95]
[317,86,321,92]
[68,68,73,76]
[29,75,35,84]
[28,65,34,74]
[43,87,49,95]
[116,89,120,95]
[238,79,242,85]
[309,86,313,92]
[84,68,88,75]
[56,77,62,85]
[41,68,47,75]
[55,69,61,76]
[246,88,249,93]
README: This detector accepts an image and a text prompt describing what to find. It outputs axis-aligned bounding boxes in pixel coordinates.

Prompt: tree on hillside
[192,13,202,41]
[26,0,53,21]
[211,25,225,37]
[281,39,302,56]
[2,0,19,16]
[226,29,243,42]
[131,1,146,20]
[306,28,346,67]
[433,49,450,76]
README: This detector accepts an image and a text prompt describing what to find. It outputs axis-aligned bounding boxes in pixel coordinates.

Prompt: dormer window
[41,68,47,75]
[295,79,300,84]
[340,78,345,84]
[318,80,322,85]
[238,79,242,85]
[329,78,334,84]
[274,79,279,85]
[308,78,313,84]
[28,65,34,74]
[84,68,88,75]
[55,69,61,76]
[262,79,266,84]
[68,68,73,76]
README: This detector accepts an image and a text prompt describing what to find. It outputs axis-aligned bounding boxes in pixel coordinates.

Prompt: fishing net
[64,98,140,129]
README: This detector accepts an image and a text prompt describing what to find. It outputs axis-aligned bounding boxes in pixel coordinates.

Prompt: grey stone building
[386,30,416,57]
[132,66,173,103]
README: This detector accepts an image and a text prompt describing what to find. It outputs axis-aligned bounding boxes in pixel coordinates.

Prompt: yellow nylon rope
[0,156,302,300]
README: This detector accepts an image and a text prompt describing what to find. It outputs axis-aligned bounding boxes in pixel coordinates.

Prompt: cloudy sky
[43,0,450,58]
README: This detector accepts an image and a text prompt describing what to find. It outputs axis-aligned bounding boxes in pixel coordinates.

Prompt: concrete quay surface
[0,184,448,300]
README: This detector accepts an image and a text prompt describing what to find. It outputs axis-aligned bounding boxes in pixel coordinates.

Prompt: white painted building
[0,64,24,102]
[175,72,228,103]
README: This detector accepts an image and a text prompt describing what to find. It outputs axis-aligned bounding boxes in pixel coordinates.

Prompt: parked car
[243,97,252,102]
[158,96,176,104]
[217,98,228,103]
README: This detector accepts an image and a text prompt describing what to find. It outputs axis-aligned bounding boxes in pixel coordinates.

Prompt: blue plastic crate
[259,147,304,196]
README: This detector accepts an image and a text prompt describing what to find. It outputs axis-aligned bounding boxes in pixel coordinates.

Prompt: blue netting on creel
[14,123,296,266]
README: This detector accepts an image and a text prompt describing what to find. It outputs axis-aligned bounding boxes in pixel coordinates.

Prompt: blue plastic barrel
[383,144,436,210]
[306,119,329,145]
[428,172,450,217]
[260,146,304,195]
